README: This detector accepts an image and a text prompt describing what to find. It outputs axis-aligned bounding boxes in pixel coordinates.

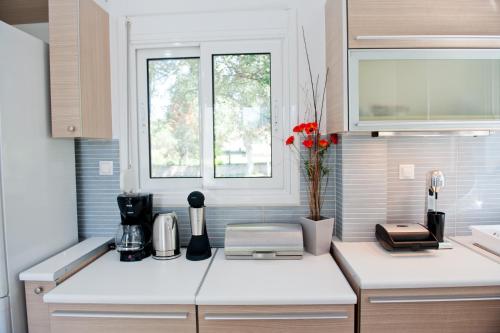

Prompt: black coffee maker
[116,193,153,262]
[186,191,212,261]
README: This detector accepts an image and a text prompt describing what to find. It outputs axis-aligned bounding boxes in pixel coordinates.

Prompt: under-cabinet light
[371,131,494,138]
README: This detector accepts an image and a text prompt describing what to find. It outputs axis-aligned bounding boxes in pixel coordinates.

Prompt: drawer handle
[34,287,44,295]
[204,312,349,321]
[51,311,188,320]
[369,295,500,304]
[67,125,76,133]
[355,35,500,42]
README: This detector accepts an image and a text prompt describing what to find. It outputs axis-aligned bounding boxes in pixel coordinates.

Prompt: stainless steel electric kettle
[152,212,180,260]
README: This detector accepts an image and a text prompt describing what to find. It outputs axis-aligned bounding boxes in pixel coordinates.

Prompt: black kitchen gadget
[376,223,439,251]
[427,212,445,242]
[115,193,154,262]
[186,191,212,261]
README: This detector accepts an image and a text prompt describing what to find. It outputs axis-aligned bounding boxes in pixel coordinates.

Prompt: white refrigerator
[0,22,78,333]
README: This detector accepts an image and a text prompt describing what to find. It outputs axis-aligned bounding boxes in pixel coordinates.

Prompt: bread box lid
[224,223,304,260]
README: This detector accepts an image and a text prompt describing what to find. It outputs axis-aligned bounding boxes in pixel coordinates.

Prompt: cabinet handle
[355,35,500,42]
[67,125,76,133]
[51,310,189,320]
[34,287,43,295]
[368,295,500,304]
[204,312,349,321]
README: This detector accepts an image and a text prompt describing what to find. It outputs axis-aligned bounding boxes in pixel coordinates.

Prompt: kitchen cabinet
[325,0,500,133]
[49,0,112,138]
[348,0,500,49]
[48,304,197,333]
[359,287,500,333]
[198,305,354,333]
[333,241,500,333]
[348,49,500,131]
[20,238,112,333]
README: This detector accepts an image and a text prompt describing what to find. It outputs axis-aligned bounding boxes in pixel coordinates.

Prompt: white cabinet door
[349,49,500,131]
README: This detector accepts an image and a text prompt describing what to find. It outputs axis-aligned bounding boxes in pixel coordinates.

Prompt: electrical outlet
[99,161,114,176]
[399,164,415,180]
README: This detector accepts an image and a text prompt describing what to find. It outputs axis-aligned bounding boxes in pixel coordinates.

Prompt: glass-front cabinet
[348,50,500,131]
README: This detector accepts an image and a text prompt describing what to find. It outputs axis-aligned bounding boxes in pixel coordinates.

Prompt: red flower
[285,135,295,145]
[330,133,339,145]
[319,139,329,148]
[305,122,318,135]
[293,123,306,133]
[302,139,314,148]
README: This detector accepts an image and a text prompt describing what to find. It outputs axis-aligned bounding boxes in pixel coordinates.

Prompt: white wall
[101,0,327,139]
[14,23,49,43]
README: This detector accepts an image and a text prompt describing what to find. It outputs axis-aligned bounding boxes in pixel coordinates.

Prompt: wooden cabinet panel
[79,0,112,138]
[348,0,500,48]
[360,287,500,333]
[49,0,112,138]
[198,305,355,333]
[24,281,57,333]
[49,304,197,333]
[49,0,82,137]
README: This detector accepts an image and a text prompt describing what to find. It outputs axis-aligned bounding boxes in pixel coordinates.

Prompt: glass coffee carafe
[115,225,145,252]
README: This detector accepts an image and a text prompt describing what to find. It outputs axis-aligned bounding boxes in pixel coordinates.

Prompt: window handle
[272,99,279,133]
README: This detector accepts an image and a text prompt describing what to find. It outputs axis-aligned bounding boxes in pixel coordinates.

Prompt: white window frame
[119,11,299,207]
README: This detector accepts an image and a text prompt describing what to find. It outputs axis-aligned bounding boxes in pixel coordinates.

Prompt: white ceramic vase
[300,216,335,255]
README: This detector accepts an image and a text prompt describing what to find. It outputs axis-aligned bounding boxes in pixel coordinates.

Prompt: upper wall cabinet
[325,0,500,133]
[348,0,500,49]
[49,0,112,138]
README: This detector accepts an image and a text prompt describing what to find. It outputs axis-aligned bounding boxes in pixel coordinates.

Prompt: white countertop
[19,237,113,282]
[196,250,357,305]
[450,236,500,264]
[333,240,500,290]
[44,249,215,304]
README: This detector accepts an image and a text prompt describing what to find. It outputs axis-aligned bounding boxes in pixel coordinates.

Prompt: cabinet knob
[67,125,76,133]
[34,287,44,295]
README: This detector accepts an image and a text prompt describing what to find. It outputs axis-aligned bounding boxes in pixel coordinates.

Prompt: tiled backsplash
[75,139,336,247]
[336,134,500,241]
[76,135,500,244]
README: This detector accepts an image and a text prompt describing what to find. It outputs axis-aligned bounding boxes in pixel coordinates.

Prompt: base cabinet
[359,287,500,333]
[48,304,197,333]
[198,305,355,333]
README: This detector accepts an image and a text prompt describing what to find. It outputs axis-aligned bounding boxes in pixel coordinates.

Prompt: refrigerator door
[0,22,78,333]
[0,164,7,299]
[0,297,11,333]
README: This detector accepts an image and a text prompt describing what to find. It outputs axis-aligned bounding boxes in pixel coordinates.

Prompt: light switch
[399,164,415,180]
[99,161,114,176]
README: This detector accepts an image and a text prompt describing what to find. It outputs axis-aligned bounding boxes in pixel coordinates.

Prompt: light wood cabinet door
[24,281,57,333]
[348,0,500,48]
[48,304,197,333]
[360,286,500,333]
[49,0,112,138]
[198,305,355,333]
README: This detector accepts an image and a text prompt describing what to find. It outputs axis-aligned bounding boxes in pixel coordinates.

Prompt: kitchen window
[133,40,298,206]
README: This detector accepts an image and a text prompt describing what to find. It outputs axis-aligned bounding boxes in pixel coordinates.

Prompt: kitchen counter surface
[196,249,357,305]
[450,236,500,264]
[333,240,500,290]
[19,237,113,282]
[44,248,215,305]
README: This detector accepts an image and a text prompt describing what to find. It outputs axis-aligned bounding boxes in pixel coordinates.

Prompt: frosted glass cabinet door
[349,50,500,131]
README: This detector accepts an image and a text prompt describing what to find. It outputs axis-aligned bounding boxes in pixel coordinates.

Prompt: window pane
[148,58,201,178]
[213,54,272,178]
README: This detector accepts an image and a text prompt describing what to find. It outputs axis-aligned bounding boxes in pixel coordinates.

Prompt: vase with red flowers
[284,28,338,255]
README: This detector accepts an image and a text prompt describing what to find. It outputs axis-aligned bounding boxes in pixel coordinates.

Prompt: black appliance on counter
[376,223,439,251]
[116,193,154,262]
[186,191,212,261]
